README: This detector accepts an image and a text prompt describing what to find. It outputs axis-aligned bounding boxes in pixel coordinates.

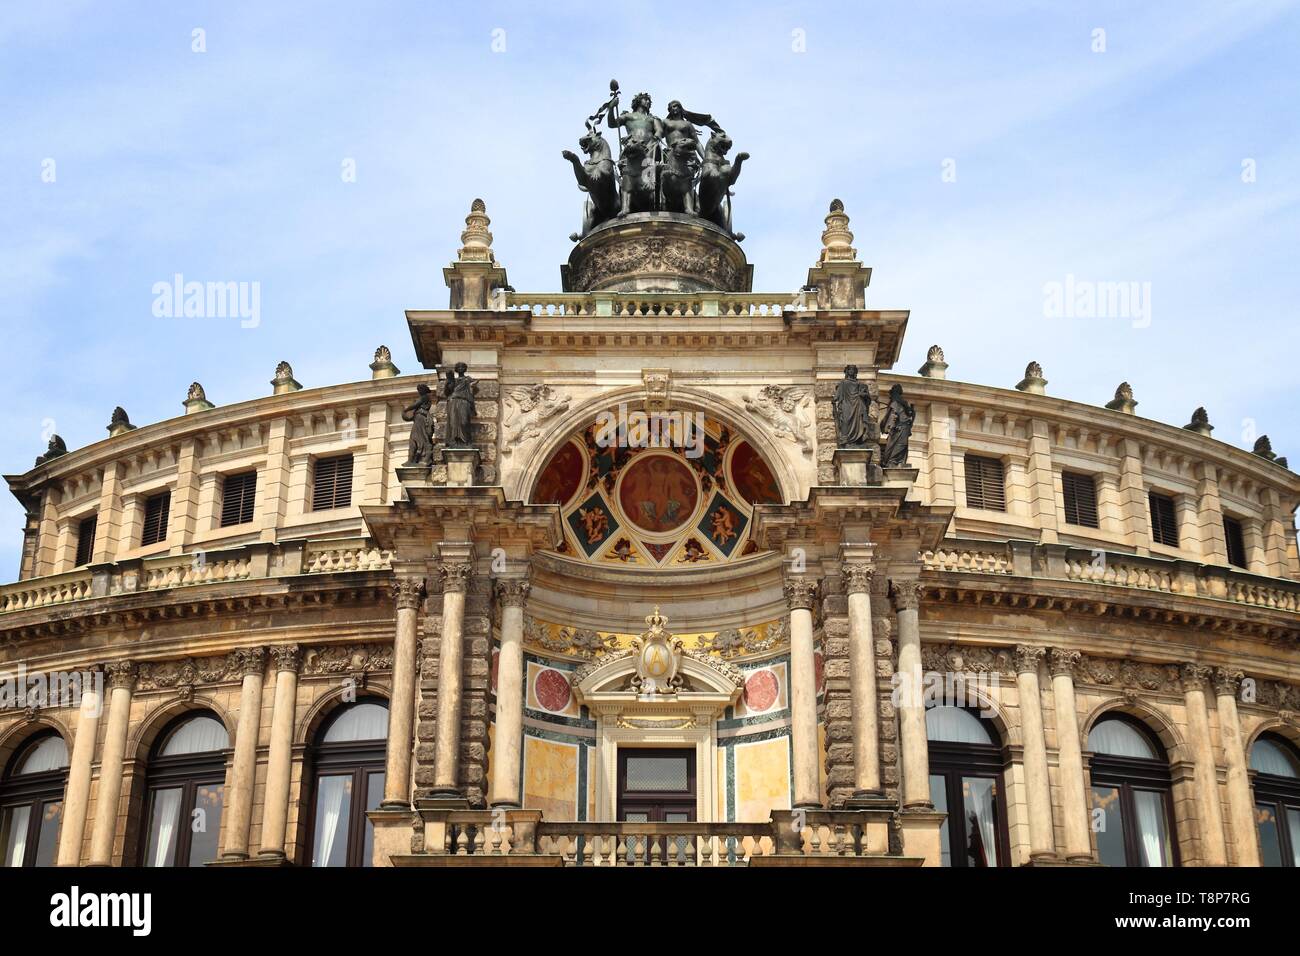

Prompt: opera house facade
[2,120,1298,869]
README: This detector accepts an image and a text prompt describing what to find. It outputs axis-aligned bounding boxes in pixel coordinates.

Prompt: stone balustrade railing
[1,535,1295,619]
[141,551,253,591]
[927,537,1300,610]
[499,291,800,319]
[0,567,93,613]
[434,811,887,866]
[301,538,393,574]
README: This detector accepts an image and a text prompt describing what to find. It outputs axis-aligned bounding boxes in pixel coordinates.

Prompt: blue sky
[1,1,1297,576]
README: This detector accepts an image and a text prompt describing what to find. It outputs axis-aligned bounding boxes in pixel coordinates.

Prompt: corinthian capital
[392,577,426,610]
[1212,668,1244,697]
[1180,663,1212,691]
[1047,648,1081,678]
[231,646,266,677]
[105,660,137,691]
[1014,644,1046,674]
[842,563,875,595]
[890,580,922,612]
[269,643,302,674]
[783,577,819,611]
[438,562,474,593]
[495,579,531,608]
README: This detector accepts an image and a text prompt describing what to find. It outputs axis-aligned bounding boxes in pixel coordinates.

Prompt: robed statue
[401,383,436,467]
[443,362,478,448]
[880,384,916,468]
[832,365,879,448]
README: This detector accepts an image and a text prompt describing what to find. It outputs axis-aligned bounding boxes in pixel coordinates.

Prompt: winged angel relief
[744,385,812,452]
[503,385,571,453]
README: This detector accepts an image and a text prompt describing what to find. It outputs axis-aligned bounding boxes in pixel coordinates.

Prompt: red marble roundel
[744,669,779,712]
[534,668,572,713]
[617,454,699,534]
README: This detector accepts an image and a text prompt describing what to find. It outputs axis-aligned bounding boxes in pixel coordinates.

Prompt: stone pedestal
[883,466,919,485]
[439,448,480,487]
[396,464,433,485]
[833,447,883,486]
[897,810,948,867]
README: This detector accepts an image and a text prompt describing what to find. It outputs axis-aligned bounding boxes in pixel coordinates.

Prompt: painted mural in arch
[530,415,782,566]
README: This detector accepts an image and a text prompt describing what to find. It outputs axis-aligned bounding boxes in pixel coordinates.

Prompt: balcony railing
[427,810,895,866]
[2,535,1296,619]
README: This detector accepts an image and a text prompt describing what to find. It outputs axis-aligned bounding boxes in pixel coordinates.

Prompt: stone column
[843,563,880,796]
[219,647,266,859]
[88,661,135,866]
[257,644,300,859]
[431,561,473,797]
[57,670,103,866]
[892,580,930,809]
[784,576,822,808]
[382,576,425,809]
[1182,663,1228,865]
[490,578,530,808]
[1015,645,1056,860]
[1047,648,1092,862]
[1213,669,1260,866]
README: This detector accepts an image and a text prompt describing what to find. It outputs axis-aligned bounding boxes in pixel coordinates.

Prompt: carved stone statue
[443,362,478,448]
[606,90,664,217]
[35,434,67,467]
[880,384,916,468]
[698,131,748,238]
[401,383,436,467]
[832,365,878,448]
[562,123,618,240]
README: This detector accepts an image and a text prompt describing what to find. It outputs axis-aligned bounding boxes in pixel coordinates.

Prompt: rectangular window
[220,471,257,527]
[964,455,1006,512]
[312,455,354,512]
[1061,471,1099,528]
[1148,492,1179,548]
[141,491,171,547]
[1223,516,1247,569]
[75,514,98,566]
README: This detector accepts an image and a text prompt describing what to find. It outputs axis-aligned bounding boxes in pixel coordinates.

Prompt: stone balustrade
[1,535,1294,621]
[301,538,393,574]
[500,291,798,318]
[0,567,93,613]
[430,811,895,866]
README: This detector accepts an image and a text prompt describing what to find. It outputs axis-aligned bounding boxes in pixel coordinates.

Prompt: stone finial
[1015,361,1048,395]
[184,382,214,414]
[271,361,302,395]
[370,344,401,380]
[1253,435,1289,469]
[1183,407,1213,437]
[1104,382,1137,415]
[819,198,857,263]
[107,406,137,437]
[457,198,495,263]
[917,344,948,379]
[34,434,67,467]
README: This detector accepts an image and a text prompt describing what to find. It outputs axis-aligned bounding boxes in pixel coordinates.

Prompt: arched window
[141,713,229,867]
[0,733,69,867]
[1087,714,1178,867]
[1251,733,1300,867]
[926,703,1009,867]
[306,699,388,867]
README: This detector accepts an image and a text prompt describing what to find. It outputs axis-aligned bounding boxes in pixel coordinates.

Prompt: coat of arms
[631,606,684,697]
